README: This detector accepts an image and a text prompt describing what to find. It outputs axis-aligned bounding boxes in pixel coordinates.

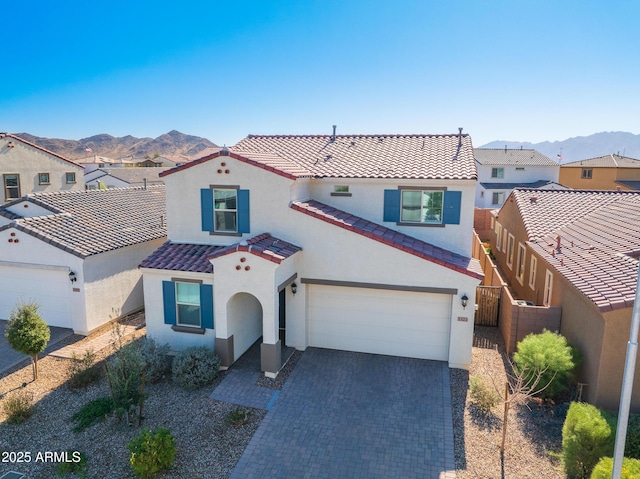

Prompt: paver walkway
[230,348,456,479]
[49,324,138,359]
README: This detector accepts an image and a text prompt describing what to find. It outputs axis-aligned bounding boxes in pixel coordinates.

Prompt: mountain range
[480,131,640,163]
[14,130,218,160]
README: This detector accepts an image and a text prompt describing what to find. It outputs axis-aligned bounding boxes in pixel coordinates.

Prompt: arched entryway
[226,292,263,362]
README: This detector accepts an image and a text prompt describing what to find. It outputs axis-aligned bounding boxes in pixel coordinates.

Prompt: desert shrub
[128,427,176,478]
[139,337,171,383]
[469,375,501,414]
[3,391,34,424]
[67,349,101,389]
[513,329,578,399]
[71,396,115,432]
[172,346,220,390]
[4,300,50,380]
[589,456,640,479]
[105,342,145,417]
[56,451,88,478]
[623,413,640,459]
[562,402,615,478]
[227,407,251,427]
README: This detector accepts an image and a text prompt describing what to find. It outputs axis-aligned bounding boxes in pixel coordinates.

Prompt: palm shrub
[513,329,578,399]
[128,427,176,478]
[562,402,615,478]
[4,301,50,380]
[172,346,220,390]
[589,457,640,479]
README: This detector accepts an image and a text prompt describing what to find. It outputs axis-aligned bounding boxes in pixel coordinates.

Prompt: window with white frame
[502,229,508,253]
[3,174,20,200]
[529,256,537,289]
[175,282,201,326]
[581,168,593,179]
[506,233,515,269]
[543,270,553,306]
[492,192,505,205]
[491,167,504,178]
[38,173,50,185]
[495,222,503,250]
[214,189,238,232]
[66,172,76,184]
[516,243,526,283]
[400,189,444,224]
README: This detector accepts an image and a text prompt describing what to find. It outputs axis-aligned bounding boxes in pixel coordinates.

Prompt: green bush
[469,375,501,414]
[3,391,34,424]
[105,342,145,417]
[4,301,50,380]
[67,349,101,389]
[513,329,578,399]
[590,456,640,479]
[172,346,220,390]
[624,413,640,459]
[562,402,615,478]
[128,427,176,478]
[71,396,114,432]
[227,407,251,427]
[56,451,88,478]
[139,337,171,383]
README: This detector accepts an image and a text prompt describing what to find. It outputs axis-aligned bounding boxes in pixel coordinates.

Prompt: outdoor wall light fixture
[291,282,298,295]
[461,293,469,309]
[69,271,77,283]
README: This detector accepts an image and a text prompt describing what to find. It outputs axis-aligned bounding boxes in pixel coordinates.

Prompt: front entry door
[278,288,286,342]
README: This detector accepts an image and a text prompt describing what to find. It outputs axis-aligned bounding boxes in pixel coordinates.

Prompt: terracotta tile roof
[209,233,302,264]
[140,242,224,273]
[0,186,166,258]
[291,200,483,280]
[1,133,84,169]
[228,133,477,180]
[561,154,640,168]
[474,148,558,166]
[509,188,640,312]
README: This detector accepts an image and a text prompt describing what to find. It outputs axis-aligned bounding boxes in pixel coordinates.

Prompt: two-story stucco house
[141,133,483,377]
[474,147,561,208]
[1,133,85,202]
[559,154,640,191]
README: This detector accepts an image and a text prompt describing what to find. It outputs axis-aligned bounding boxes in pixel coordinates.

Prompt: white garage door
[307,285,452,361]
[0,265,72,328]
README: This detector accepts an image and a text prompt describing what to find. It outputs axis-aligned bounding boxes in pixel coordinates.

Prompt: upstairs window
[3,174,20,200]
[581,168,593,179]
[331,185,352,197]
[38,173,50,185]
[214,189,238,232]
[66,172,77,184]
[492,192,505,206]
[491,167,504,178]
[201,186,250,235]
[400,190,443,224]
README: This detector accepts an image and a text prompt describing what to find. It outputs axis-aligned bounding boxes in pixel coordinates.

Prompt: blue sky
[1,1,638,147]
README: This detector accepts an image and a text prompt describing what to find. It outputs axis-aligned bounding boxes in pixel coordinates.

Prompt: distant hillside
[481,131,640,163]
[14,130,218,160]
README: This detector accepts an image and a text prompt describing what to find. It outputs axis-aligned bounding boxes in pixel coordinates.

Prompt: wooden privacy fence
[475,285,501,326]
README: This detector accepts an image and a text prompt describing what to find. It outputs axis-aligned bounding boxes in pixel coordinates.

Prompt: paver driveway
[230,348,455,479]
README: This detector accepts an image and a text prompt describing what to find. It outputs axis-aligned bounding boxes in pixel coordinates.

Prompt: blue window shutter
[200,284,214,329]
[237,189,250,233]
[443,191,462,225]
[383,189,400,222]
[162,281,176,325]
[200,188,214,232]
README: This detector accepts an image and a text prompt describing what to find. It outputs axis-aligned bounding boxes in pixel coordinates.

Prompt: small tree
[4,301,50,380]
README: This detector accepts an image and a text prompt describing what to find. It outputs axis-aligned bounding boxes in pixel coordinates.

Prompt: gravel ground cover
[453,326,567,478]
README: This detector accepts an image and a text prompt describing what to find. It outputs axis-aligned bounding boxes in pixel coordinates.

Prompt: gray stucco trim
[215,336,235,368]
[261,341,282,375]
[277,273,298,292]
[300,278,457,295]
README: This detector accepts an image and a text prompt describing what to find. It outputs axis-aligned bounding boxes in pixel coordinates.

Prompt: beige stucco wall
[0,137,84,202]
[559,166,621,190]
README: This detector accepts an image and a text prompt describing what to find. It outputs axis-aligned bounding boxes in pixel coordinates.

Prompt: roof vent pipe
[143,178,147,190]
[458,127,463,146]
[331,125,337,142]
[504,145,507,153]
[557,235,561,251]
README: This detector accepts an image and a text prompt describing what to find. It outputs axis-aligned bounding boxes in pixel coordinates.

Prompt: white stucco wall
[5,199,59,218]
[0,137,84,202]
[475,164,560,208]
[82,238,166,334]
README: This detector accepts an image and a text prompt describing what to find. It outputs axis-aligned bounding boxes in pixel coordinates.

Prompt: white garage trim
[0,260,70,272]
[301,277,458,295]
[306,284,452,361]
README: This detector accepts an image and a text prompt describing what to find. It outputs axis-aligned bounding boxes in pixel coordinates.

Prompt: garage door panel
[307,285,451,361]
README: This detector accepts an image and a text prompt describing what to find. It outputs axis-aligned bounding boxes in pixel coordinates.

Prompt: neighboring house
[490,188,640,411]
[0,186,166,335]
[140,133,483,378]
[75,154,132,173]
[85,167,171,189]
[559,154,640,190]
[474,147,560,208]
[134,155,191,168]
[1,133,85,202]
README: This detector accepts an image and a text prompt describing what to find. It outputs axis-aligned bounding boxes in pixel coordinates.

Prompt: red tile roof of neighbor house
[161,132,478,180]
[509,188,640,312]
[139,234,302,272]
[0,186,166,258]
[291,199,484,280]
[1,133,84,169]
